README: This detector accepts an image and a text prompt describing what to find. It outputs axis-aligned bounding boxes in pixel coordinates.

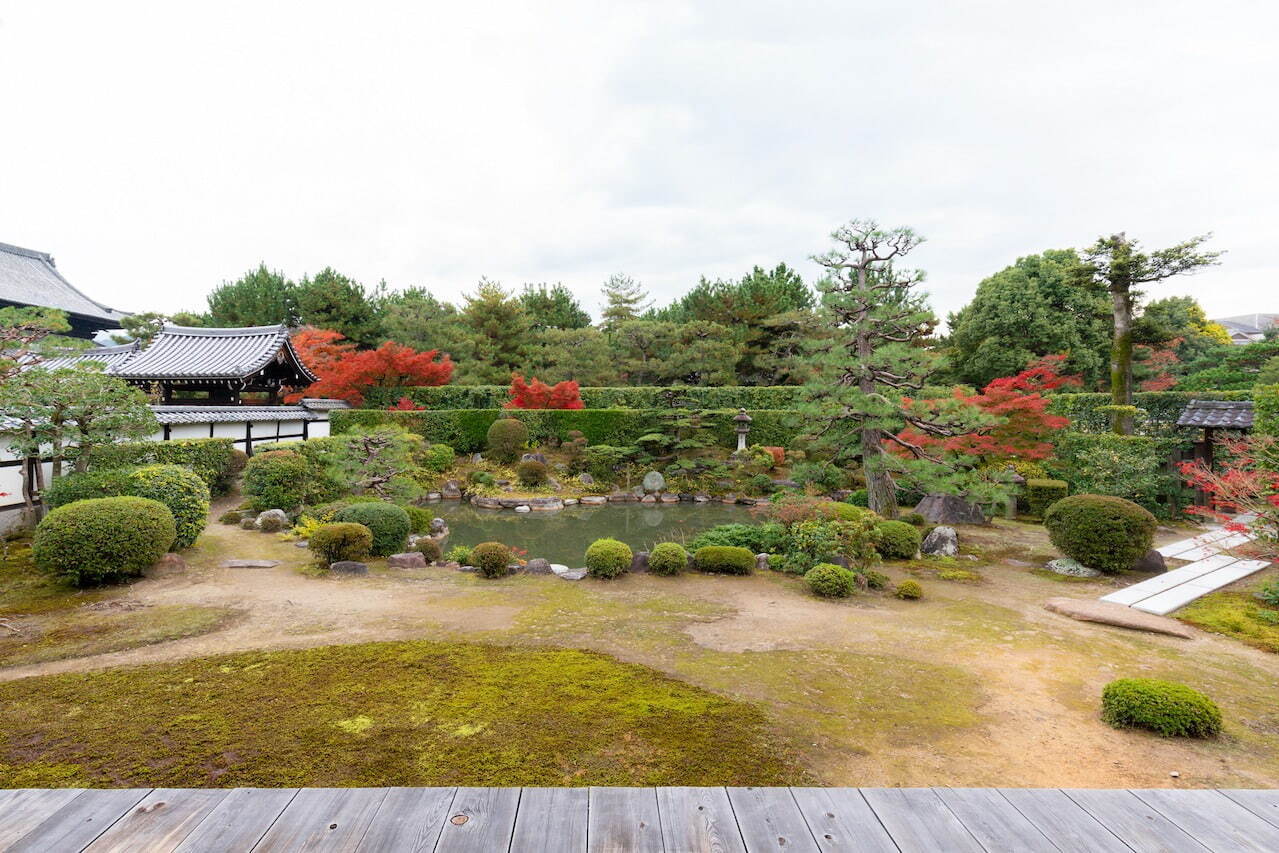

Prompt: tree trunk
[1110,286,1134,434]
[856,317,898,517]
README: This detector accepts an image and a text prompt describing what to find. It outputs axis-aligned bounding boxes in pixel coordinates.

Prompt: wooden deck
[2,786,1277,851]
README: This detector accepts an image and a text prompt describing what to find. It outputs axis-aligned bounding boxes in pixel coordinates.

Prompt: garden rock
[255,509,290,530]
[472,496,502,509]
[458,564,476,573]
[1044,597,1194,638]
[694,494,710,502]
[330,560,369,576]
[719,494,737,504]
[471,453,483,464]
[659,494,678,503]
[222,559,281,568]
[425,492,442,501]
[579,496,607,505]
[521,452,548,464]
[387,552,428,569]
[914,494,987,525]
[630,551,649,573]
[295,540,309,548]
[1134,549,1167,574]
[921,525,959,557]
[528,498,564,511]
[642,471,665,493]
[1047,557,1103,578]
[772,479,799,490]
[563,498,579,506]
[429,517,448,535]
[641,495,657,504]
[557,567,588,581]
[578,472,595,486]
[442,480,463,499]
[498,498,528,508]
[525,558,552,574]
[514,505,531,513]
[239,517,258,530]
[755,553,770,571]
[608,492,637,502]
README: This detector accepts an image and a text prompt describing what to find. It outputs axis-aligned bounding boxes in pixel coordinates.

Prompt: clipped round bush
[900,512,927,527]
[470,471,496,486]
[806,563,856,598]
[415,537,443,563]
[219,510,243,525]
[43,468,137,509]
[333,502,412,557]
[895,579,923,600]
[472,541,513,578]
[1101,678,1222,738]
[693,545,755,575]
[815,501,878,524]
[33,496,176,587]
[585,537,633,579]
[128,464,210,549]
[418,443,455,472]
[844,489,870,508]
[403,504,432,534]
[1043,494,1156,574]
[486,418,529,463]
[309,522,373,565]
[243,450,311,511]
[862,568,890,590]
[516,459,549,487]
[874,520,922,560]
[648,542,689,576]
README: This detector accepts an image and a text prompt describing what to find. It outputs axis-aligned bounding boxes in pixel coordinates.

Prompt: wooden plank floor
[2,787,1277,852]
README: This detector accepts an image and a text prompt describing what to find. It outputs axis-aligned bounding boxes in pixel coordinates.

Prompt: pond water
[428,501,758,565]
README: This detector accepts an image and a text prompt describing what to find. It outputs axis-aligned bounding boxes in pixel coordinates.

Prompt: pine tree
[461,279,531,384]
[600,273,651,336]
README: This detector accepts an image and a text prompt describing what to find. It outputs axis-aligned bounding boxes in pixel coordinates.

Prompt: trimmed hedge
[1024,479,1069,516]
[1048,390,1251,438]
[1043,494,1156,574]
[333,502,411,557]
[648,542,688,576]
[242,450,312,512]
[309,522,373,565]
[415,537,443,563]
[472,541,513,578]
[1101,678,1222,737]
[363,385,809,411]
[1256,384,1279,436]
[127,464,210,549]
[90,438,239,493]
[693,545,755,575]
[33,496,176,587]
[486,418,529,463]
[585,538,633,579]
[686,522,787,554]
[806,563,856,598]
[44,468,137,510]
[1047,432,1186,515]
[873,520,922,560]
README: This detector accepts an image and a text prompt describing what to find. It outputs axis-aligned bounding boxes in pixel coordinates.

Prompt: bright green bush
[895,579,923,600]
[844,489,870,507]
[873,520,922,560]
[333,502,412,557]
[806,563,856,597]
[648,542,688,576]
[472,541,513,578]
[686,522,787,554]
[486,418,529,463]
[33,497,175,587]
[415,537,443,563]
[900,512,927,527]
[1025,479,1069,516]
[446,545,473,565]
[791,460,847,493]
[309,522,373,565]
[585,538,633,579]
[403,505,432,534]
[470,471,496,486]
[418,443,456,472]
[89,437,239,493]
[127,464,210,549]
[516,459,549,486]
[693,545,754,575]
[1100,678,1222,737]
[242,450,312,511]
[44,468,137,509]
[1043,494,1156,574]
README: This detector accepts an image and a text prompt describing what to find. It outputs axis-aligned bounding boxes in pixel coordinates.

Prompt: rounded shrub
[693,545,755,575]
[472,541,513,578]
[894,579,923,600]
[486,418,529,463]
[516,459,549,487]
[243,450,311,511]
[585,538,633,579]
[418,443,456,472]
[806,563,856,598]
[900,512,927,527]
[874,520,922,560]
[403,504,432,534]
[219,510,243,525]
[309,522,373,565]
[1101,678,1222,738]
[446,544,473,565]
[844,489,870,508]
[470,471,496,486]
[43,468,136,510]
[1043,494,1156,574]
[33,496,176,587]
[127,464,210,549]
[333,502,411,557]
[815,501,878,523]
[415,537,443,563]
[648,542,689,576]
[861,568,890,590]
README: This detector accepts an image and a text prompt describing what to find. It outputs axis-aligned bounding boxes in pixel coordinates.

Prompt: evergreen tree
[206,263,297,327]
[524,327,619,386]
[381,287,475,364]
[600,273,650,336]
[520,283,591,330]
[295,268,385,347]
[461,279,531,384]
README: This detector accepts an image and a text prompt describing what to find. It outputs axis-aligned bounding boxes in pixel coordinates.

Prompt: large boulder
[525,558,553,574]
[330,560,369,575]
[579,495,607,506]
[255,509,290,531]
[921,525,959,557]
[914,494,987,526]
[630,551,650,573]
[387,552,428,569]
[1134,549,1167,574]
[521,452,548,464]
[441,480,463,500]
[642,471,666,493]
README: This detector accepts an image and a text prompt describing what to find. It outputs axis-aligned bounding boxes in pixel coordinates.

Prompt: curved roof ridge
[160,323,290,336]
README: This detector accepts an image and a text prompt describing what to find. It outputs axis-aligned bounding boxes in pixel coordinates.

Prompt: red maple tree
[290,327,356,376]
[289,335,453,406]
[389,396,426,411]
[504,374,584,409]
[1179,434,1279,554]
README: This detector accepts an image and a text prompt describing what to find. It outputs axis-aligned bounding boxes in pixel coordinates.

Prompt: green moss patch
[0,640,802,787]
[0,538,108,616]
[1178,591,1279,654]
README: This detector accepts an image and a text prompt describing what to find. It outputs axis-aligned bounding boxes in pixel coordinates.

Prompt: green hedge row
[363,385,808,411]
[1255,384,1279,436]
[89,438,240,491]
[1048,390,1252,437]
[331,408,803,452]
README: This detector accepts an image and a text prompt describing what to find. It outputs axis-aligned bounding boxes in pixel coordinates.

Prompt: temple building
[0,240,128,338]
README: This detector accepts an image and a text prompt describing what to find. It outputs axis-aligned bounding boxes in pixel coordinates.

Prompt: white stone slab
[1132,583,1218,615]
[1131,560,1271,615]
[1099,555,1238,606]
[1156,528,1232,558]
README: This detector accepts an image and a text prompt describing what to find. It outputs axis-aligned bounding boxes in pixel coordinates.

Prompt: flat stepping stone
[550,564,587,580]
[1044,597,1194,638]
[1100,554,1237,606]
[1132,560,1270,615]
[222,559,281,568]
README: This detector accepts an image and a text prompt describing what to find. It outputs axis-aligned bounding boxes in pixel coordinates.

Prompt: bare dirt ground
[5,499,1279,789]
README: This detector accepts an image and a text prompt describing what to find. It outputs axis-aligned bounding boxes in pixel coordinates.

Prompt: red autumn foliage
[290,327,356,376]
[504,374,584,410]
[287,333,453,406]
[762,446,786,468]
[1137,340,1181,392]
[1179,433,1279,556]
[389,396,426,411]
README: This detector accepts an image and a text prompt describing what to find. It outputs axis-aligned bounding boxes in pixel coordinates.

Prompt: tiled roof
[150,405,329,424]
[0,241,127,325]
[1177,400,1254,429]
[38,342,140,372]
[114,324,318,382]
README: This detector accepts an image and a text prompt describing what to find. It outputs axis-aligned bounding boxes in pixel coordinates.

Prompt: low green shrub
[686,522,787,554]
[806,563,856,597]
[472,541,513,578]
[446,545,474,565]
[693,545,754,575]
[33,496,176,587]
[470,471,496,486]
[516,459,549,486]
[1025,479,1069,516]
[127,464,210,549]
[586,538,633,579]
[791,460,847,493]
[333,502,412,557]
[900,512,927,527]
[486,418,529,463]
[844,489,869,507]
[415,537,443,563]
[861,568,890,590]
[43,468,137,509]
[874,520,922,560]
[895,579,923,600]
[1043,494,1156,574]
[242,450,312,512]
[1257,578,1279,607]
[418,443,456,472]
[403,505,433,534]
[648,542,688,576]
[309,522,373,565]
[218,510,242,525]
[1100,678,1222,737]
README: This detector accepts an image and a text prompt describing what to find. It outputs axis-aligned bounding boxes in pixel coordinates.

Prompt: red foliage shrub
[504,374,584,409]
[288,334,453,406]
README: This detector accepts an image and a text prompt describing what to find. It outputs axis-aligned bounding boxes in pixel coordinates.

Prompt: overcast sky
[2,1,1275,326]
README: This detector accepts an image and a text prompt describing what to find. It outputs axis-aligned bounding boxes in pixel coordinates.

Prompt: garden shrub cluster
[43,464,209,550]
[486,418,530,463]
[873,520,921,560]
[1100,678,1222,737]
[403,505,433,534]
[693,545,754,575]
[242,450,313,511]
[309,522,373,565]
[895,579,923,600]
[806,563,856,597]
[648,542,688,576]
[33,496,176,586]
[416,443,456,472]
[686,522,787,554]
[363,384,808,411]
[1047,432,1181,517]
[1256,384,1279,436]
[516,459,549,486]
[472,541,513,578]
[89,438,241,493]
[332,502,411,556]
[585,538,632,579]
[1043,494,1156,574]
[1024,479,1068,516]
[415,537,443,563]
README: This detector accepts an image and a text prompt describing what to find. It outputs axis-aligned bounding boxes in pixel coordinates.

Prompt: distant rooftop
[1177,399,1254,430]
[113,324,318,382]
[0,241,128,333]
[1211,313,1279,338]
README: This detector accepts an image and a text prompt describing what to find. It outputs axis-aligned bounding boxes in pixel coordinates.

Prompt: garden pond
[429,501,756,565]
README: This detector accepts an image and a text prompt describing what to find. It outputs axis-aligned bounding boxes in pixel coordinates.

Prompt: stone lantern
[734,408,753,452]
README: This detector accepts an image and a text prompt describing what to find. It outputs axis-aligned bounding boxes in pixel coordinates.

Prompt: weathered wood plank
[788,788,897,852]
[932,787,1057,852]
[0,788,86,849]
[509,787,587,853]
[1133,788,1279,851]
[656,786,744,853]
[85,788,230,853]
[7,788,149,852]
[252,787,388,852]
[588,787,663,853]
[996,788,1130,852]
[1221,789,1279,829]
[726,787,817,852]
[1065,788,1208,852]
[354,787,455,853]
[173,788,297,853]
[860,788,983,852]
[433,786,520,853]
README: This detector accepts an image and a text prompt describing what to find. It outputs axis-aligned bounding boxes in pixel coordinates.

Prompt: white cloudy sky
[2,1,1275,324]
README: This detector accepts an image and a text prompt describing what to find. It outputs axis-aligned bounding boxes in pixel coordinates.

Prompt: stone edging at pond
[455,492,769,512]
